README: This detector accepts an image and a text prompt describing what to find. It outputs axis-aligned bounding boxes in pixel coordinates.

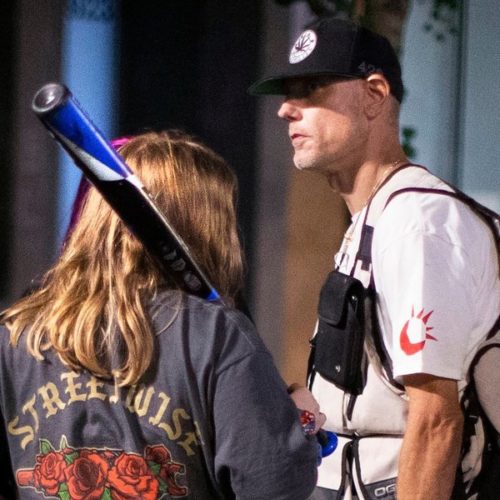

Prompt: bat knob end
[32,83,69,114]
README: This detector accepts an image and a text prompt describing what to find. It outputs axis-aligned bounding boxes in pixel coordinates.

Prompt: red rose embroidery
[145,445,188,496]
[145,444,172,465]
[32,451,66,496]
[108,453,159,499]
[64,451,110,500]
[17,437,188,498]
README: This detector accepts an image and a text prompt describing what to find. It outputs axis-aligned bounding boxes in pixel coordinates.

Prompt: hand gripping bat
[32,82,337,458]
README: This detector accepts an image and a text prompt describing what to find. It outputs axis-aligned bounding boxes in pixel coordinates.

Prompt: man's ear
[364,73,391,118]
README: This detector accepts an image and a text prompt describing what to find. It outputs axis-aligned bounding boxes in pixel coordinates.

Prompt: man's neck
[328,156,407,214]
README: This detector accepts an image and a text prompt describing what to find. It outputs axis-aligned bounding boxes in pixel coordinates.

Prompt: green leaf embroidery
[58,483,70,500]
[149,461,161,476]
[101,487,112,500]
[39,439,54,455]
[64,451,79,465]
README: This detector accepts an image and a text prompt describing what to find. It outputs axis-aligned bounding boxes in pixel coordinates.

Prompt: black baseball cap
[249,17,403,103]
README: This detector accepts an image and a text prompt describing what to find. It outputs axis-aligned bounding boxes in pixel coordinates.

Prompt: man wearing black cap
[250,17,500,500]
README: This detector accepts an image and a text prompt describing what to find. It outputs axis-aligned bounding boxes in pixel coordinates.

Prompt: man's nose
[277,100,301,122]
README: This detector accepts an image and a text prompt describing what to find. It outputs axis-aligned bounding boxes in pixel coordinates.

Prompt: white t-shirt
[373,191,499,385]
[313,167,500,493]
[331,173,499,389]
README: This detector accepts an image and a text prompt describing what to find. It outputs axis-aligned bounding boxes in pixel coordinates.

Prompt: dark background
[0,2,16,298]
[119,1,262,275]
[0,0,264,302]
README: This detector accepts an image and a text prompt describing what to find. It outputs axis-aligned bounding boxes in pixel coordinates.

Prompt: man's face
[277,75,369,174]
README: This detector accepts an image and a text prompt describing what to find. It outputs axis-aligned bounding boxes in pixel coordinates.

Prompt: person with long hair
[0,130,319,499]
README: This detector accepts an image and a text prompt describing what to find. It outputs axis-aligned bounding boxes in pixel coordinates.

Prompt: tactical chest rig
[308,164,500,499]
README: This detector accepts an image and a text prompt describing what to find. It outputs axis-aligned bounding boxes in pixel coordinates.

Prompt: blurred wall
[461,0,500,211]
[56,0,119,244]
[0,2,16,299]
[252,2,347,383]
[2,0,64,305]
[119,0,261,299]
[400,0,500,211]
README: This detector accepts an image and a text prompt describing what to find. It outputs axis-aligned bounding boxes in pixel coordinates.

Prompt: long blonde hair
[2,130,245,385]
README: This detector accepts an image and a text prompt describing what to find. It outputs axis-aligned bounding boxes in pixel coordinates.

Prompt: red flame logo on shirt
[400,307,437,355]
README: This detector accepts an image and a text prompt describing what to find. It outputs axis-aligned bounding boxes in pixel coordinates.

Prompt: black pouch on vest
[310,270,367,395]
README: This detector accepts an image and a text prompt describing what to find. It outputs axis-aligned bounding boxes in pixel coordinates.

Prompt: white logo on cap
[289,30,317,64]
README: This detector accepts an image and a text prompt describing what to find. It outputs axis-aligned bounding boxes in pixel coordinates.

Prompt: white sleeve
[372,194,480,381]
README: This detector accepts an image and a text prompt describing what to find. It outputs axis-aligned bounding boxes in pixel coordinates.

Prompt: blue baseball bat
[31,82,337,458]
[32,82,221,303]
